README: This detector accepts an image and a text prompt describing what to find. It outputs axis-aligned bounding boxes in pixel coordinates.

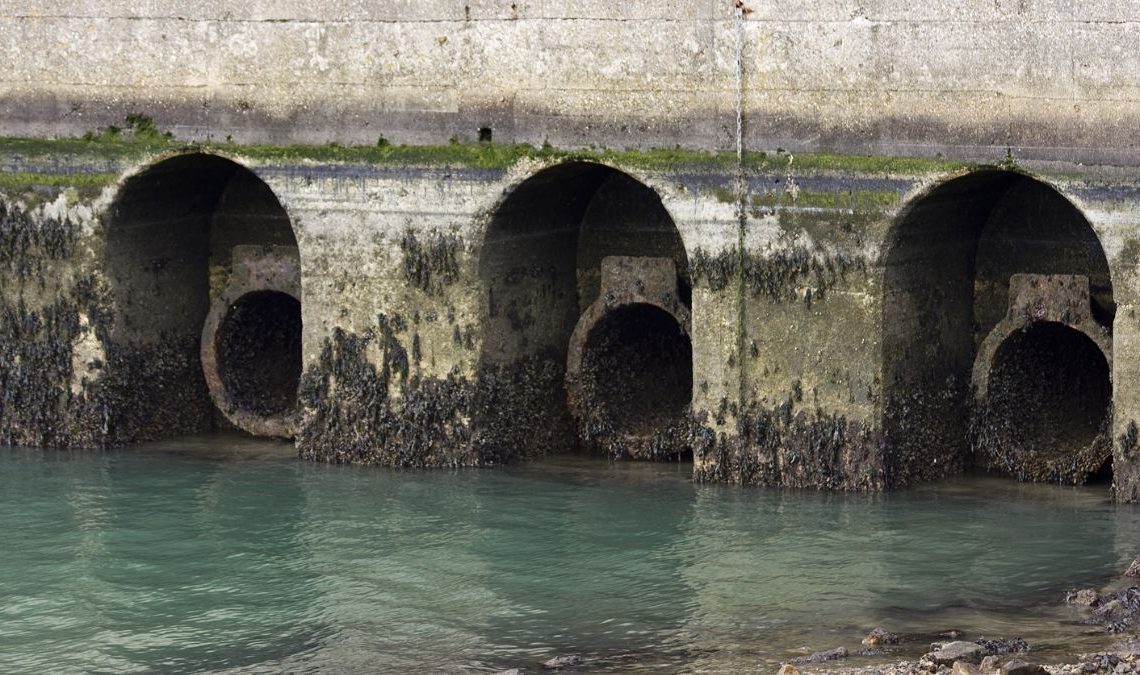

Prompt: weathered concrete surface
[1,141,1140,499]
[1,2,1139,166]
[692,172,889,490]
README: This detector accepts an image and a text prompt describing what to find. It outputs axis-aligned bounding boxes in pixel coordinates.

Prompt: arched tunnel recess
[570,303,693,458]
[973,322,1112,484]
[476,161,692,461]
[104,153,300,442]
[881,169,1113,486]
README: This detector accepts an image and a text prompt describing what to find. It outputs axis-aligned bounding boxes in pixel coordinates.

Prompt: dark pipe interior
[217,291,302,418]
[1089,455,1114,485]
[578,304,692,437]
[981,322,1111,481]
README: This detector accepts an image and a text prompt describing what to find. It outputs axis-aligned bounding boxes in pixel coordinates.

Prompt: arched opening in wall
[974,322,1111,483]
[476,162,690,461]
[104,153,300,443]
[881,170,1112,486]
[202,288,303,438]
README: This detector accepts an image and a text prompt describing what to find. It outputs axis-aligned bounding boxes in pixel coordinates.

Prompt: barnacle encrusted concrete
[2,1,1140,500]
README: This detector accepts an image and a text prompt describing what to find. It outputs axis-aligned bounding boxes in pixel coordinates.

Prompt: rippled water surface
[2,438,1138,673]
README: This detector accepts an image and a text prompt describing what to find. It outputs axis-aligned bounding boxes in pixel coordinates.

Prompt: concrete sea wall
[1,1,1138,499]
[3,1,1139,164]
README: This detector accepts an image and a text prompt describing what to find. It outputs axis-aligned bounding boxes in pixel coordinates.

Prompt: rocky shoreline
[505,557,1140,674]
[776,558,1140,675]
[780,636,1140,675]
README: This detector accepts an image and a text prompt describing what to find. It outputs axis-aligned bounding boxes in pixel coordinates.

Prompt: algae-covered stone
[930,642,985,666]
[977,638,1030,656]
[791,647,848,665]
[1068,588,1101,606]
[542,654,582,669]
[863,626,900,646]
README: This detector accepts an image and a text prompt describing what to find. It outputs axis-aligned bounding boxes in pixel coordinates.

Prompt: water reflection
[471,460,699,669]
[0,443,1136,673]
[0,444,330,673]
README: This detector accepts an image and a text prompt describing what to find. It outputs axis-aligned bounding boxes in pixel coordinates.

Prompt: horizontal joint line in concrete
[0,14,724,24]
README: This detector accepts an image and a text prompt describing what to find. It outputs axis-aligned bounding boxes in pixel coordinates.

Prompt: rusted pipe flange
[565,256,691,452]
[201,245,301,438]
[972,273,1111,400]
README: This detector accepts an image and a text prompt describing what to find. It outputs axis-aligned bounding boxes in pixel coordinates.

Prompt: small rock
[1088,588,1140,632]
[1079,654,1121,673]
[864,627,901,646]
[981,655,1003,672]
[1094,599,1125,621]
[1126,558,1140,579]
[1069,589,1102,607]
[977,638,1030,656]
[954,660,982,675]
[930,642,985,666]
[791,647,849,665]
[542,655,582,669]
[1001,660,1048,675]
[777,665,800,675]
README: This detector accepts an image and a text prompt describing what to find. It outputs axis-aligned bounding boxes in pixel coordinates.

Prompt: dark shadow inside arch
[578,303,693,440]
[475,162,690,460]
[216,290,302,418]
[881,170,1112,486]
[103,153,299,443]
[975,322,1111,483]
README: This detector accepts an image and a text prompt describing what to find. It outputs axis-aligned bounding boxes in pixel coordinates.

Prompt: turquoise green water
[1,437,1137,673]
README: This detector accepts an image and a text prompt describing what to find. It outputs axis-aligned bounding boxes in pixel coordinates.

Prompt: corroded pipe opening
[973,321,1111,483]
[217,290,302,417]
[571,303,692,446]
[202,285,302,439]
